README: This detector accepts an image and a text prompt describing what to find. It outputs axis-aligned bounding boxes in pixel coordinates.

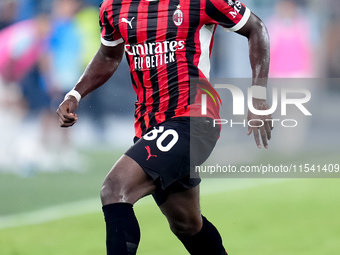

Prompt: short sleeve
[99,2,124,46]
[205,0,251,32]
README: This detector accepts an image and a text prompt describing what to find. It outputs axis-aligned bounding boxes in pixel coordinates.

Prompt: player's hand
[56,96,79,127]
[247,98,273,149]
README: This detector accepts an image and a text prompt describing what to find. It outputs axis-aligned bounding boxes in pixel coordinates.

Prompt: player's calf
[100,155,156,255]
[178,216,227,255]
[103,203,140,255]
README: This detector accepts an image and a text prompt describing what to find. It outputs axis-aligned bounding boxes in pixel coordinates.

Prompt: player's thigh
[158,185,202,236]
[101,155,156,205]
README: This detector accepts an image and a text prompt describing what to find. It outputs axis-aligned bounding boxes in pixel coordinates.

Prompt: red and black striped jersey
[100,0,250,138]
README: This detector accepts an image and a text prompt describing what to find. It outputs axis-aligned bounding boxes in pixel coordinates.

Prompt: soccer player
[57,0,271,254]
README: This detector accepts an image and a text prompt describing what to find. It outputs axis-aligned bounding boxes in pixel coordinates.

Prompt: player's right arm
[56,42,124,127]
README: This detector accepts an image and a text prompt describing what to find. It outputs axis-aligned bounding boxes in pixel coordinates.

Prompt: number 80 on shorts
[143,126,179,152]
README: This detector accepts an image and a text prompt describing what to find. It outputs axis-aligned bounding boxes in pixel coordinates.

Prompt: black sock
[179,216,227,255]
[102,203,140,255]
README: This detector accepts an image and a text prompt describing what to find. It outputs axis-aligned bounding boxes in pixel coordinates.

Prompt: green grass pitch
[0,148,339,255]
[1,178,340,255]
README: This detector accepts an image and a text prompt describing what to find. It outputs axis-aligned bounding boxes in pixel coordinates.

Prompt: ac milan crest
[173,5,183,26]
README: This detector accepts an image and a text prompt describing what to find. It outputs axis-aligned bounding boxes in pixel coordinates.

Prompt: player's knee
[169,216,202,238]
[100,177,125,204]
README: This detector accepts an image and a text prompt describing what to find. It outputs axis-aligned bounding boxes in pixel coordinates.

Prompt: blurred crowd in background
[0,0,339,175]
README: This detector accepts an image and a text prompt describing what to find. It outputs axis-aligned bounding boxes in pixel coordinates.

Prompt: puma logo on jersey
[145,146,157,161]
[121,17,135,29]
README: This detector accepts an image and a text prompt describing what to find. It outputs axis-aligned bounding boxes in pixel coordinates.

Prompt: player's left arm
[236,13,272,149]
